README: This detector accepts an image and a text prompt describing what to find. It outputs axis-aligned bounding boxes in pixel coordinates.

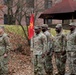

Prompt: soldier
[31,26,47,75]
[41,24,53,75]
[66,22,76,75]
[0,26,11,75]
[53,24,67,75]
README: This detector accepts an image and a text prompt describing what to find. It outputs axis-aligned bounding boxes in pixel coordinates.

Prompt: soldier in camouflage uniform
[41,24,53,75]
[0,26,11,75]
[66,22,76,75]
[31,26,47,75]
[53,24,67,75]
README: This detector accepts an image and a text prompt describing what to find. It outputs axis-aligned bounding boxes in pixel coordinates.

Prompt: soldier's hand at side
[42,53,45,58]
[4,53,8,58]
[47,51,50,55]
[61,51,66,55]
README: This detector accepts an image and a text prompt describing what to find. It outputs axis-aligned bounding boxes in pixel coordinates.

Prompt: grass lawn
[5,25,27,38]
[0,25,69,37]
[50,28,69,36]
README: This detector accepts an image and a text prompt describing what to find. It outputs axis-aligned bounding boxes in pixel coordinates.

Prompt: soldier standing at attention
[66,22,76,75]
[0,26,11,75]
[53,24,67,75]
[32,26,47,75]
[41,24,53,75]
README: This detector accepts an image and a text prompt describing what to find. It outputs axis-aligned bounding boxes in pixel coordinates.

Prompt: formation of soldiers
[0,22,75,75]
[31,22,76,75]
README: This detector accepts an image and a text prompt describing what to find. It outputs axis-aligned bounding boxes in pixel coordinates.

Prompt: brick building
[0,0,70,25]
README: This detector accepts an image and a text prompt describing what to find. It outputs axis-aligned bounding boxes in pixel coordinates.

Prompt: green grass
[50,28,56,36]
[0,25,69,37]
[5,25,27,37]
[50,28,69,36]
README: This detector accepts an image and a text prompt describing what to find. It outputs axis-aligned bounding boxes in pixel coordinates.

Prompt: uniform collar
[70,28,76,34]
[56,32,62,36]
[36,32,42,36]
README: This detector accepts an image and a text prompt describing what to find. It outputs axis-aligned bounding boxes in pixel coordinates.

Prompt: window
[4,0,10,4]
[4,14,15,25]
[47,19,52,24]
[26,16,30,26]
[63,20,70,24]
[26,0,34,8]
[44,19,52,25]
[45,0,52,9]
[4,14,8,24]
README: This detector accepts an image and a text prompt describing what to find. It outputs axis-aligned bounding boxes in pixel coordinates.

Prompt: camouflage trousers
[55,53,66,75]
[67,52,76,75]
[0,55,9,75]
[33,55,46,75]
[44,54,53,75]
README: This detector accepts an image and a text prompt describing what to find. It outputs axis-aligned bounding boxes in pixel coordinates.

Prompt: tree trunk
[19,24,30,46]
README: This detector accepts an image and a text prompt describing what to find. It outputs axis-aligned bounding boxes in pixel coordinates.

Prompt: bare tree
[1,0,45,45]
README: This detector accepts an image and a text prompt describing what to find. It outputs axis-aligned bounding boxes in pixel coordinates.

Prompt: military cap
[41,24,48,28]
[34,25,42,29]
[34,26,39,29]
[56,24,62,28]
[37,25,42,29]
[69,22,76,26]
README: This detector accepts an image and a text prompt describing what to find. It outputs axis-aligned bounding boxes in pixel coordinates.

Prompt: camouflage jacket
[0,33,11,56]
[67,30,76,52]
[44,30,53,52]
[31,32,47,55]
[53,32,67,52]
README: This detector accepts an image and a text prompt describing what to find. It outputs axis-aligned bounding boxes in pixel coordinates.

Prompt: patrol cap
[69,22,76,26]
[56,24,62,28]
[41,24,48,28]
[34,25,41,29]
[34,26,39,30]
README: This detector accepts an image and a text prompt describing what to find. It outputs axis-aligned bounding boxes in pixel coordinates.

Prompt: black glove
[42,53,45,58]
[61,51,66,55]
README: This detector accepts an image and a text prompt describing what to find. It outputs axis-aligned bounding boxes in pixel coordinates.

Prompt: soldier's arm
[3,34,12,53]
[47,38,54,55]
[75,33,76,44]
[61,34,67,55]
[41,35,47,55]
[30,38,33,52]
[51,38,56,57]
[62,34,67,51]
[52,37,55,52]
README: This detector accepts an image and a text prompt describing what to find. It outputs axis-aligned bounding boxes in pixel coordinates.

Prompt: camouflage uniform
[0,30,11,75]
[66,22,76,75]
[31,27,47,75]
[42,24,53,75]
[53,24,67,75]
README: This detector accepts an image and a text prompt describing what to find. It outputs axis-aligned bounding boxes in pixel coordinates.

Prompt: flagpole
[31,8,34,48]
[31,8,35,74]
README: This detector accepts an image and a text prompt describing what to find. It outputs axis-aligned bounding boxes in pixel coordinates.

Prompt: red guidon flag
[28,14,34,39]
